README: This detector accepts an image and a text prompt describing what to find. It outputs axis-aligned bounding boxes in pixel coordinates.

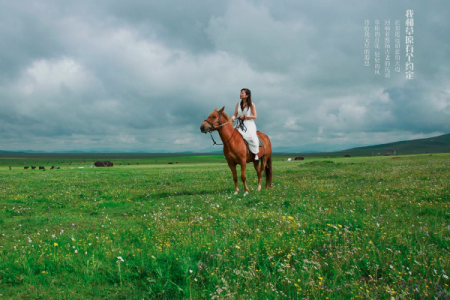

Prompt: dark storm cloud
[0,0,449,152]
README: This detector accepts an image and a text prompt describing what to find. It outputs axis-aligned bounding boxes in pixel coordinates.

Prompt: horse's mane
[214,108,230,122]
[221,111,230,121]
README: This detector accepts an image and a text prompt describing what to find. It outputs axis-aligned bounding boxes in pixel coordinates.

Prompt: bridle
[204,111,230,131]
[204,111,239,146]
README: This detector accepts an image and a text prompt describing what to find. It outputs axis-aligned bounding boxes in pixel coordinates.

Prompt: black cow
[39,166,45,170]
[94,161,113,167]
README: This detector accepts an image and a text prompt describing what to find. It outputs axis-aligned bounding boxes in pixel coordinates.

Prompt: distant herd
[8,161,114,170]
[21,166,60,170]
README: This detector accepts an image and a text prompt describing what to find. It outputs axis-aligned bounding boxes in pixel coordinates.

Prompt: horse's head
[200,106,228,133]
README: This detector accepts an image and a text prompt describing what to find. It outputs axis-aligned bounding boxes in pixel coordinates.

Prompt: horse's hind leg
[228,161,239,194]
[253,160,262,191]
[260,157,268,190]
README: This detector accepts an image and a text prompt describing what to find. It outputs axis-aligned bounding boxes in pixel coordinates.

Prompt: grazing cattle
[56,167,60,169]
[39,166,45,170]
[294,156,304,160]
[50,166,55,169]
[32,166,36,170]
[94,161,113,167]
[24,166,29,170]
[168,162,173,164]
[344,155,351,157]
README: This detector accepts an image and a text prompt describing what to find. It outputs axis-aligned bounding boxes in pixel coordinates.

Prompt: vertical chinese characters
[384,20,391,78]
[364,10,415,79]
[364,20,370,67]
[405,9,414,79]
[395,20,401,72]
[374,20,381,75]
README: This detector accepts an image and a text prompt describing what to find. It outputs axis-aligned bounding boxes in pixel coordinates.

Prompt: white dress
[236,103,259,154]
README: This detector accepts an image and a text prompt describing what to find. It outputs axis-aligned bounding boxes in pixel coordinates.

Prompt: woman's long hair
[240,88,252,111]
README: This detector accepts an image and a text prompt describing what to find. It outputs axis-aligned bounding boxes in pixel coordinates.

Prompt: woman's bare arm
[232,103,239,121]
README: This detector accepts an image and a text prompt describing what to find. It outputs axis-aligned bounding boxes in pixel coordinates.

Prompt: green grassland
[0,153,449,299]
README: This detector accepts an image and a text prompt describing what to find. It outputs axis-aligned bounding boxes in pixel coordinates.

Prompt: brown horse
[200,106,272,194]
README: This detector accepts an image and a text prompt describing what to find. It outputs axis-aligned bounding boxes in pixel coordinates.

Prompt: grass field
[1,153,449,299]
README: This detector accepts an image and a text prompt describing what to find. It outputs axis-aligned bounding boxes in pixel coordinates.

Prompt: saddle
[241,131,264,158]
[243,133,264,148]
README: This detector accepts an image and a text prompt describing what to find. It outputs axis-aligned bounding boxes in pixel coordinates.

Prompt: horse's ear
[219,106,225,113]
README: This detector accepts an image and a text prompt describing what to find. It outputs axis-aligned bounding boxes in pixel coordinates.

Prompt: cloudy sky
[1,0,449,153]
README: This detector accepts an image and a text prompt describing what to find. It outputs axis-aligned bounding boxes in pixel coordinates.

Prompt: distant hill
[340,133,450,156]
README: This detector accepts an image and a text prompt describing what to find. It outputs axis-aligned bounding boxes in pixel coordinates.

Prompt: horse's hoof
[243,192,249,196]
[233,191,238,195]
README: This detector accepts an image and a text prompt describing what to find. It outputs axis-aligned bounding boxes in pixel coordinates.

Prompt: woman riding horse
[200,92,272,194]
[231,88,260,160]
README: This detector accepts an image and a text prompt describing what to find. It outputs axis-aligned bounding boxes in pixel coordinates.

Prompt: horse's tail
[265,155,273,188]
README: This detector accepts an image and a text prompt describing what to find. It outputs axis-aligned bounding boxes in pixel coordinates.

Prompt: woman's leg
[248,135,260,159]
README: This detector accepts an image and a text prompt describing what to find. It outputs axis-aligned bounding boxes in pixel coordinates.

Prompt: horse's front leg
[227,161,239,194]
[253,160,262,191]
[240,161,249,193]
